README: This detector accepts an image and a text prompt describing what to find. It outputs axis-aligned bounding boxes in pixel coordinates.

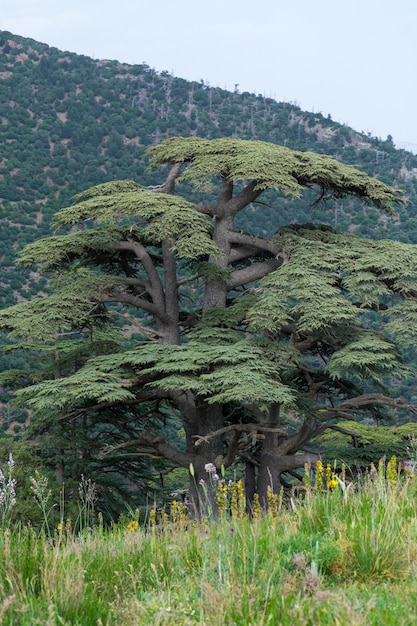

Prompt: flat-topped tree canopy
[147,137,405,213]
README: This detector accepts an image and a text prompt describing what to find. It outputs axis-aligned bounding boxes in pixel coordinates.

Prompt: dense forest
[1,31,417,517]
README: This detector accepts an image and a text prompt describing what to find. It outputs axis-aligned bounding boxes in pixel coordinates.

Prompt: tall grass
[0,457,417,624]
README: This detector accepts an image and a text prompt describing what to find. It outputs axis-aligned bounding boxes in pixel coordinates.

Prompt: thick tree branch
[193,422,287,447]
[112,239,165,307]
[261,451,320,472]
[327,423,362,447]
[99,429,194,468]
[100,293,165,319]
[227,231,279,256]
[225,181,263,216]
[58,389,177,422]
[318,393,417,419]
[114,276,152,290]
[218,176,234,207]
[229,258,281,289]
[146,162,182,193]
[327,424,362,437]
[229,246,262,263]
[161,238,180,344]
[276,418,320,455]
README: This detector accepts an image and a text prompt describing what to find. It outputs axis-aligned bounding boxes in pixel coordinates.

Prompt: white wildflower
[0,454,16,524]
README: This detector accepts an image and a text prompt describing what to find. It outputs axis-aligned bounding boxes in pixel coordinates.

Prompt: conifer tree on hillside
[1,136,416,512]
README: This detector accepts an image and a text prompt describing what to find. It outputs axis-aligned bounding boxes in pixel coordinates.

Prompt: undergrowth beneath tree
[0,457,416,625]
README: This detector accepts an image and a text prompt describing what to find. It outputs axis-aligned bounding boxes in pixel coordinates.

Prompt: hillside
[1,30,417,307]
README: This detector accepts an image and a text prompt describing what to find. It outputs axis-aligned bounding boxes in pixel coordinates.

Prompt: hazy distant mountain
[1,29,417,306]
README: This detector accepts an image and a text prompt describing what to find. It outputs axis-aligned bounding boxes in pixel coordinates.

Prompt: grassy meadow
[1,458,417,625]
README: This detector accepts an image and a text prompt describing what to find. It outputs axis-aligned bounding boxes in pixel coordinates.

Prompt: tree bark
[256,403,282,507]
[160,239,180,345]
[203,214,234,313]
[181,397,225,518]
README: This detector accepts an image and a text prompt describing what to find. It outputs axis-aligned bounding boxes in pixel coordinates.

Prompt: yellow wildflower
[216,480,228,515]
[237,479,245,517]
[252,493,262,519]
[327,473,338,490]
[326,464,332,485]
[127,520,139,532]
[387,456,397,485]
[315,460,323,493]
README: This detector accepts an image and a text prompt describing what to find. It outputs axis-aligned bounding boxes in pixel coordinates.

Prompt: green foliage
[316,420,417,467]
[384,301,417,346]
[144,337,296,407]
[0,287,98,339]
[247,225,417,387]
[11,332,297,413]
[0,439,55,527]
[53,190,197,227]
[44,190,219,261]
[16,226,128,270]
[15,366,136,410]
[326,331,410,381]
[72,180,146,202]
[149,137,404,212]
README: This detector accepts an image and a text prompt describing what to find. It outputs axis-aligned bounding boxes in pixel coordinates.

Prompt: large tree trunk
[160,239,181,345]
[256,404,282,507]
[183,210,232,516]
[255,407,320,508]
[181,398,225,518]
[203,212,233,313]
[257,450,319,507]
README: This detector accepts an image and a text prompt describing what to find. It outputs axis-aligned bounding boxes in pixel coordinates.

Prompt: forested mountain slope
[1,30,417,307]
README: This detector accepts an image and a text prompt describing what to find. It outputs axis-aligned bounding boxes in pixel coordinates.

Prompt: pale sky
[2,0,417,150]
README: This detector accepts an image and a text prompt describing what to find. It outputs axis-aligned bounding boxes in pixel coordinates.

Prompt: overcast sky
[2,0,417,150]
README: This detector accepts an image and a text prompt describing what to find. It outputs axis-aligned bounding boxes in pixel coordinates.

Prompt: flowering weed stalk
[230,480,242,518]
[30,470,53,539]
[78,475,97,531]
[266,485,284,519]
[315,460,323,494]
[386,455,398,486]
[170,499,187,528]
[0,454,16,530]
